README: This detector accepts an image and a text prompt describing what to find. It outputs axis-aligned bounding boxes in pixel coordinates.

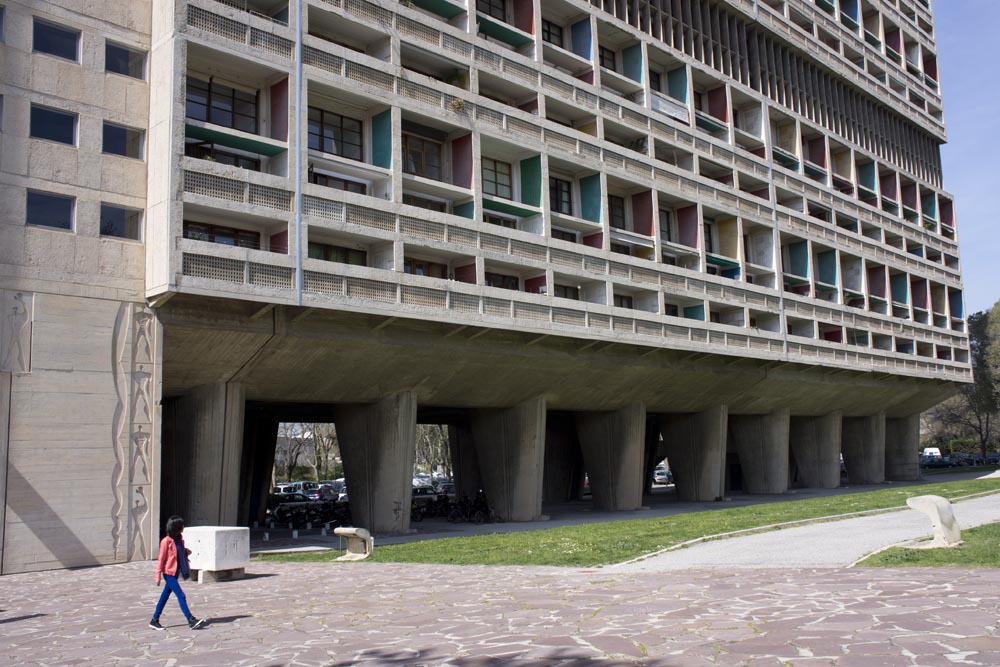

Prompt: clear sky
[934,1,1000,316]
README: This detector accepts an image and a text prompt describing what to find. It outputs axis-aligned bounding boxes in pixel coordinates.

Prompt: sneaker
[188,617,207,630]
[149,619,165,631]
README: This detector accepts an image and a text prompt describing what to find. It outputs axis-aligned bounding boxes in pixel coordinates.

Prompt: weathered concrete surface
[886,413,921,481]
[728,409,791,494]
[660,406,727,502]
[842,413,886,485]
[448,422,482,500]
[575,403,646,511]
[2,560,1000,666]
[789,412,842,489]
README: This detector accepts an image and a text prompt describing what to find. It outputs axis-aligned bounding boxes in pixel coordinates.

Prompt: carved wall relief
[0,291,33,373]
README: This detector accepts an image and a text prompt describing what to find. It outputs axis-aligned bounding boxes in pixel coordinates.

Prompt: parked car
[412,485,439,507]
[653,467,673,485]
[272,484,296,495]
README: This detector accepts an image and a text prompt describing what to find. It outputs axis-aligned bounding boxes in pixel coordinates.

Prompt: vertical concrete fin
[0,372,10,574]
[728,409,790,495]
[885,414,920,481]
[661,405,728,502]
[842,412,886,485]
[447,422,481,499]
[219,383,245,526]
[789,411,842,489]
[574,403,645,511]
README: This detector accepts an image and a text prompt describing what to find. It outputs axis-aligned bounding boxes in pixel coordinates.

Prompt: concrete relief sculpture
[0,291,33,373]
[128,486,150,561]
[131,426,151,485]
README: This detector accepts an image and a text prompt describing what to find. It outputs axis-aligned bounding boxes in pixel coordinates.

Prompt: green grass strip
[858,521,1000,568]
[253,477,1000,568]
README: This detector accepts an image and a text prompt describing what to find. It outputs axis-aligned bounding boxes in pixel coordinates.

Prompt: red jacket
[155,536,187,579]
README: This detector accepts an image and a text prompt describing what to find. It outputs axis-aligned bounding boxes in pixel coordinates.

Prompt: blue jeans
[153,575,192,620]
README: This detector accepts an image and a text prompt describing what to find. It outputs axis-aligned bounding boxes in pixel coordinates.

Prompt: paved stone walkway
[2,560,999,666]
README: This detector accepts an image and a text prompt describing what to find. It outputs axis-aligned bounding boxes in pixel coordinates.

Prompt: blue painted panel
[667,67,687,102]
[684,304,705,321]
[571,19,591,59]
[580,174,601,222]
[623,44,643,83]
[372,110,392,169]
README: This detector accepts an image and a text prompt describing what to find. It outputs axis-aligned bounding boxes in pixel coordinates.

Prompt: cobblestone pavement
[2,560,999,666]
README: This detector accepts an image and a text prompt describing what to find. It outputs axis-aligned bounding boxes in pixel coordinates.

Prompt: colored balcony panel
[411,0,466,19]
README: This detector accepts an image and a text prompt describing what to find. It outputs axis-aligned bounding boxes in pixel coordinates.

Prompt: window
[485,271,519,291]
[608,195,627,229]
[404,257,448,278]
[105,42,145,79]
[30,105,76,145]
[482,158,512,199]
[33,19,79,61]
[703,223,715,253]
[541,19,563,47]
[100,204,142,240]
[403,194,446,212]
[26,191,74,230]
[551,228,577,243]
[184,142,260,170]
[402,134,442,180]
[549,177,572,215]
[477,0,506,21]
[484,213,516,229]
[310,171,366,194]
[183,221,260,249]
[103,122,143,158]
[185,77,258,134]
[599,46,617,71]
[308,242,366,265]
[0,7,5,42]
[610,243,631,256]
[308,108,363,161]
[665,303,679,317]
[659,209,676,243]
[614,294,634,309]
[648,69,662,92]
[553,284,579,300]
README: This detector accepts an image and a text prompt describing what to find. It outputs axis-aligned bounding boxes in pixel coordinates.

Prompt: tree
[414,424,451,476]
[274,422,309,482]
[309,423,340,481]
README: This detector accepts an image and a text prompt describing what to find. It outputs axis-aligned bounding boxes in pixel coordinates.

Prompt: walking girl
[149,515,206,630]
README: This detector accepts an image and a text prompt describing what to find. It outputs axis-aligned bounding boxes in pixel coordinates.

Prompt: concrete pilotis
[470,397,546,521]
[239,413,281,526]
[447,422,481,500]
[789,412,843,489]
[338,392,417,534]
[575,403,646,511]
[0,372,9,573]
[543,413,585,503]
[660,406,728,502]
[729,409,791,494]
[885,414,921,481]
[842,413,886,484]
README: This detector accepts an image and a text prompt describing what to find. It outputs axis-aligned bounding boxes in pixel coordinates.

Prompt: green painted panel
[787,241,809,277]
[684,304,705,321]
[411,0,465,19]
[817,251,838,285]
[857,162,876,189]
[706,253,740,268]
[667,67,687,102]
[483,198,536,218]
[477,15,533,47]
[185,124,285,156]
[623,44,643,83]
[453,201,475,219]
[372,110,392,169]
[580,174,601,223]
[520,156,541,207]
[890,273,909,304]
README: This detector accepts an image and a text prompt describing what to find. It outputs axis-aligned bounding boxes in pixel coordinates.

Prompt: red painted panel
[270,78,289,141]
[807,138,826,166]
[454,263,477,284]
[576,70,595,85]
[677,205,699,248]
[707,87,728,121]
[867,267,886,297]
[512,0,534,34]
[583,233,603,249]
[822,330,843,343]
[452,134,473,189]
[631,191,653,236]
[524,276,546,293]
[270,230,289,254]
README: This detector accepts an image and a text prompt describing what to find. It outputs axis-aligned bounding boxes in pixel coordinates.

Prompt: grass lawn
[858,521,1000,567]
[253,477,1000,568]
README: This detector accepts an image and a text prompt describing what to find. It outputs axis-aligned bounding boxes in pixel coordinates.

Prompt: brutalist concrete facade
[0,0,970,573]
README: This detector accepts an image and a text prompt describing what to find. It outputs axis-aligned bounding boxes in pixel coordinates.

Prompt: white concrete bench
[184,526,251,582]
[334,527,373,561]
[906,494,963,548]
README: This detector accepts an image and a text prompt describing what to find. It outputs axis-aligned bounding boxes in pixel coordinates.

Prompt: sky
[933,1,1000,315]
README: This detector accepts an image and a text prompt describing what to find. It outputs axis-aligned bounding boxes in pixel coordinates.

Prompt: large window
[404,257,448,279]
[659,209,675,243]
[100,204,142,240]
[185,77,258,134]
[549,177,572,215]
[599,46,617,71]
[403,194,446,212]
[477,0,506,21]
[30,105,76,145]
[553,284,580,300]
[613,294,634,309]
[541,19,563,47]
[33,19,79,61]
[308,242,366,265]
[482,158,512,199]
[402,134,442,180]
[608,195,627,229]
[551,228,578,243]
[484,213,516,229]
[308,108,363,161]
[105,42,145,79]
[183,221,260,249]
[184,142,260,170]
[26,191,74,231]
[310,171,366,194]
[103,122,143,158]
[485,271,519,291]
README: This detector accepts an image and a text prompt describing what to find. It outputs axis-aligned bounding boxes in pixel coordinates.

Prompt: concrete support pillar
[471,396,546,521]
[729,409,791,495]
[0,372,10,573]
[239,412,280,526]
[447,422,481,500]
[789,412,842,489]
[575,403,646,511]
[842,412,886,484]
[338,391,417,534]
[171,382,245,527]
[885,414,920,481]
[660,405,727,502]
[543,413,584,504]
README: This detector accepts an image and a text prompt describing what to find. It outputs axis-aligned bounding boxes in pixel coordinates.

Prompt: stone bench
[906,495,962,548]
[334,527,373,561]
[185,526,251,582]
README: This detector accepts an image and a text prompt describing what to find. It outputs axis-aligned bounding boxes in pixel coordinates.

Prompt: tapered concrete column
[239,413,280,526]
[575,403,646,511]
[729,409,790,494]
[885,414,920,481]
[660,405,727,501]
[842,412,886,484]
[0,373,10,573]
[447,422,481,500]
[170,382,245,527]
[338,391,417,534]
[471,396,546,521]
[543,413,584,503]
[789,412,842,489]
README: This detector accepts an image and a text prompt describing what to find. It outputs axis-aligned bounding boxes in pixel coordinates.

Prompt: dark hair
[165,515,185,538]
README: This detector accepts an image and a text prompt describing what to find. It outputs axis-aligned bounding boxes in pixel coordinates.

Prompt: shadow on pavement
[322,648,680,666]
[0,613,47,625]
[207,615,252,625]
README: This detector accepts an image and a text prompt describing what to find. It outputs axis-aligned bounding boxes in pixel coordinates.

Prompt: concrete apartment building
[0,0,969,574]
